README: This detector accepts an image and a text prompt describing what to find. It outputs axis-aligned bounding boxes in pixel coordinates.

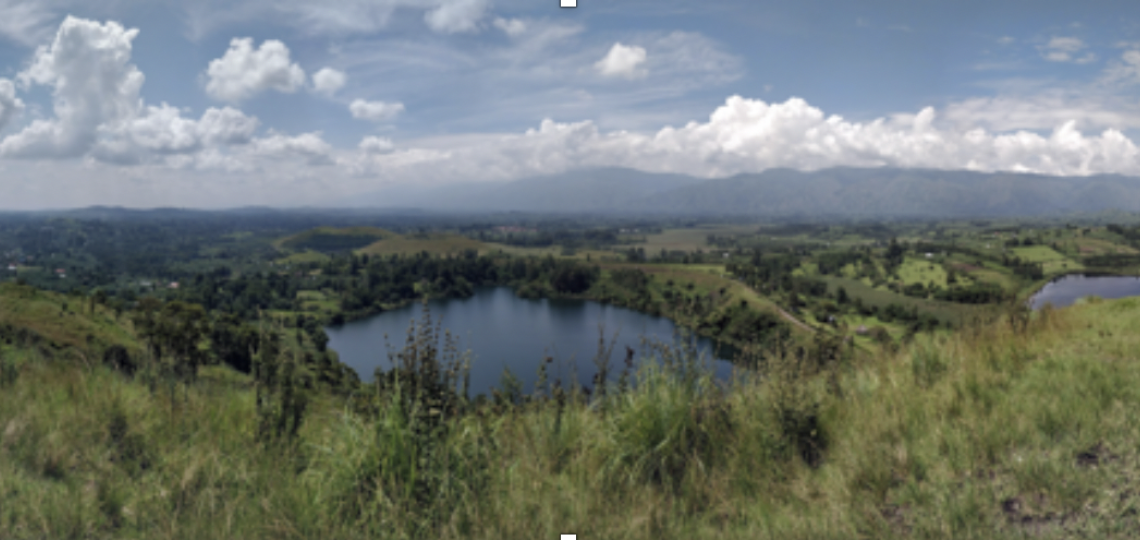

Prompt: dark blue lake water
[1030,274,1140,310]
[325,287,736,397]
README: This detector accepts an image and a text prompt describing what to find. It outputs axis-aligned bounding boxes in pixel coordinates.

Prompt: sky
[1,0,1140,209]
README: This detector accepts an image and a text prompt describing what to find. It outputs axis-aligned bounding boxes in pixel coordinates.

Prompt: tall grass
[4,299,1140,538]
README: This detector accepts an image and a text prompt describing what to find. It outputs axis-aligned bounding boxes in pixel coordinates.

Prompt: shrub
[102,344,136,376]
[606,363,729,488]
[911,340,948,389]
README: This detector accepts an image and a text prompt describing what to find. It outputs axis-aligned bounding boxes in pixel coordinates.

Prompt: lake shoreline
[1028,273,1140,310]
[324,286,737,395]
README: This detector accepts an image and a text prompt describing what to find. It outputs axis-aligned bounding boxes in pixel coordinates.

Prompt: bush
[102,344,136,376]
[911,341,948,389]
[606,363,729,488]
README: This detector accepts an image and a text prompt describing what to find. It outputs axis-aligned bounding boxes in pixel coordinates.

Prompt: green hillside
[3,287,1140,538]
[0,282,141,358]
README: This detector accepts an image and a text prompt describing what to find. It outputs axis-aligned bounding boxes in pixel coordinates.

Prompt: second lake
[1030,274,1140,310]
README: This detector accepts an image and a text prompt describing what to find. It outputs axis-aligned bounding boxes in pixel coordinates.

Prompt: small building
[924,253,933,259]
[169,282,180,289]
[855,325,869,336]
[6,264,15,271]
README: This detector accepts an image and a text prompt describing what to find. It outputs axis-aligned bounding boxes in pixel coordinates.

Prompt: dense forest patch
[279,226,389,253]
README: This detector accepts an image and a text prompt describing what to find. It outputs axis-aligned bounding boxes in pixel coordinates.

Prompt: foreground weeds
[3,300,1140,538]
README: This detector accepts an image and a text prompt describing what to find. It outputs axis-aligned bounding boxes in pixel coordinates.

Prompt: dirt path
[774,305,817,333]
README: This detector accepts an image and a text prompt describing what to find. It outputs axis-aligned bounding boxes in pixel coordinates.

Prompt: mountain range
[341,166,1140,218]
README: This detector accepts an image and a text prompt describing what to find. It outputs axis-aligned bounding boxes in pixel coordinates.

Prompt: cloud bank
[348,96,1140,185]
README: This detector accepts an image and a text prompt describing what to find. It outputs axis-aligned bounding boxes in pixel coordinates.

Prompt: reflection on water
[325,287,736,396]
[1029,274,1140,310]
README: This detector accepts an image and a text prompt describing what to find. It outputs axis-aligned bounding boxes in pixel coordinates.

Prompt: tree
[133,299,210,416]
[210,313,258,373]
[156,301,210,384]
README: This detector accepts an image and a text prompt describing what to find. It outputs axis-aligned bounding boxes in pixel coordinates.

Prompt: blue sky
[0,0,1138,208]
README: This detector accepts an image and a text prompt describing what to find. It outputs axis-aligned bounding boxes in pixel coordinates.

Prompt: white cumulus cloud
[424,0,488,34]
[0,16,328,172]
[312,67,346,95]
[253,132,334,165]
[350,99,405,122]
[595,42,648,79]
[359,135,394,154]
[205,38,307,102]
[2,17,144,159]
[93,104,262,165]
[195,106,261,145]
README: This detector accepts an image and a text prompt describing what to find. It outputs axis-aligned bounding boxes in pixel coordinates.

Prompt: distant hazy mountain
[343,167,704,211]
[636,167,1140,217]
[346,166,1140,218]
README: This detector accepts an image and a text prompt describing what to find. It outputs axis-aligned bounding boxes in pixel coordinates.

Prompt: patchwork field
[1073,236,1139,256]
[1011,245,1084,273]
[630,225,758,254]
[895,257,950,287]
[296,289,338,314]
[822,276,991,326]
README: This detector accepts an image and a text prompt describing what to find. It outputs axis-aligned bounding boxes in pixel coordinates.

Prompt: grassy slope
[356,232,489,257]
[6,288,1140,537]
[595,262,796,327]
[1012,245,1084,274]
[0,282,140,356]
